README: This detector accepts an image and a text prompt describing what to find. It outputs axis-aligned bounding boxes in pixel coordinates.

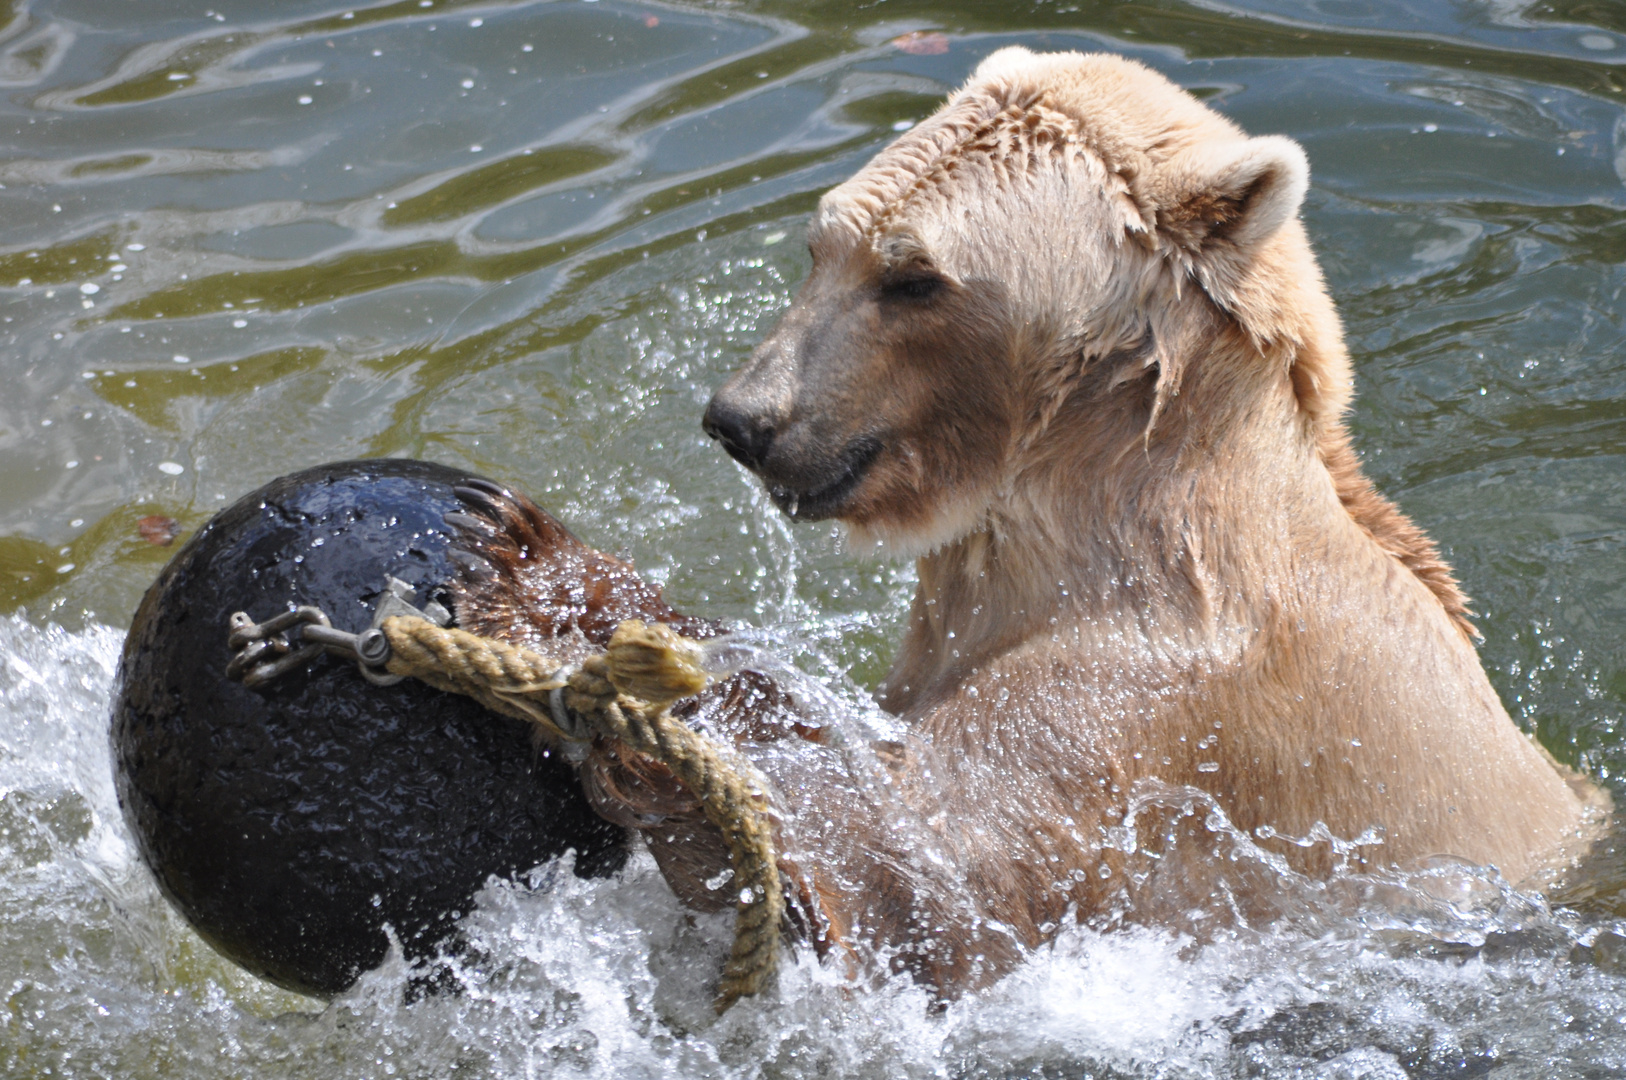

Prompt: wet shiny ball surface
[111,459,626,997]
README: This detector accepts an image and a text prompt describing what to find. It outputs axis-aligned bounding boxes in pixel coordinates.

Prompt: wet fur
[452,50,1604,996]
[444,482,810,918]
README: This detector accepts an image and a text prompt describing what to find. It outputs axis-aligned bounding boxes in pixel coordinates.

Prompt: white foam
[4,614,1626,1078]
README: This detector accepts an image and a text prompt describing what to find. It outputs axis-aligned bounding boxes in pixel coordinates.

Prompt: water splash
[6,614,1626,1077]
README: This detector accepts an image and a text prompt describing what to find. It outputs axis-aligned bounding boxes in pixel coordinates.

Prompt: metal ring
[547,664,586,741]
[356,627,391,666]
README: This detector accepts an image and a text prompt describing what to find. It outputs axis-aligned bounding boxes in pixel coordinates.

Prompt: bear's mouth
[767,435,882,521]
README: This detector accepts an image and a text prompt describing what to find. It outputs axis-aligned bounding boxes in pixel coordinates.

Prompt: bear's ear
[1153,135,1308,261]
[972,44,1038,81]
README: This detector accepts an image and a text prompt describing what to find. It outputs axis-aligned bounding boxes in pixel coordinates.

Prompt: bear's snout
[702,391,777,473]
[704,383,881,521]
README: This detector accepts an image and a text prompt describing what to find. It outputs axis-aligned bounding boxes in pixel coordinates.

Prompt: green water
[3,1,1626,1076]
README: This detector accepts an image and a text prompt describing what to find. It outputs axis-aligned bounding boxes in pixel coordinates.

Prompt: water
[2,0,1626,1074]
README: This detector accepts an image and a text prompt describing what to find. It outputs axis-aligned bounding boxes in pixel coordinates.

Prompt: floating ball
[111,459,628,997]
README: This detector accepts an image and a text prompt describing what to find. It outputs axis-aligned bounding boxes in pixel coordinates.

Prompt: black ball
[111,459,627,997]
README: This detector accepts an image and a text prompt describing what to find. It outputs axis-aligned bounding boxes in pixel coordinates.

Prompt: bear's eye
[880,272,945,303]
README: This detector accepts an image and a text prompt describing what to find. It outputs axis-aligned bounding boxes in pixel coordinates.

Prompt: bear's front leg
[582,706,1030,994]
[438,479,1024,992]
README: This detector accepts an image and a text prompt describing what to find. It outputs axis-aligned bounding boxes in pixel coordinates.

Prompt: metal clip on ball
[226,577,453,689]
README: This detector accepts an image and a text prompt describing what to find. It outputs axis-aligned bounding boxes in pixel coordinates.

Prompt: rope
[378,615,783,1012]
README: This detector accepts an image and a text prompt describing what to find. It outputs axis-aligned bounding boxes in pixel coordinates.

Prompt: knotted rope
[377,615,782,1012]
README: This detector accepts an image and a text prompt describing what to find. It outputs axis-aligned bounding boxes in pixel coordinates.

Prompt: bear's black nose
[702,395,776,472]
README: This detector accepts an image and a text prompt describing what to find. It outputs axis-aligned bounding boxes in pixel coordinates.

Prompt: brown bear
[455,47,1607,994]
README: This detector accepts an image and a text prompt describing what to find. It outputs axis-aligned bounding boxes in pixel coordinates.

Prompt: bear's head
[705,47,1346,555]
